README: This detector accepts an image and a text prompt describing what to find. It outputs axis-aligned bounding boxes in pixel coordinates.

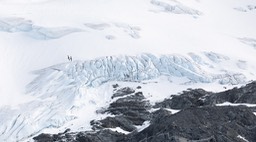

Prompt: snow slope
[0,0,256,141]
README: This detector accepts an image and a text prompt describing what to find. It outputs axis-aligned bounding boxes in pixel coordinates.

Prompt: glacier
[27,53,247,91]
[0,52,251,141]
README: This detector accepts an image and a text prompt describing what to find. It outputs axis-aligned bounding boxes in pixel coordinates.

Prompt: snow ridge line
[27,53,246,95]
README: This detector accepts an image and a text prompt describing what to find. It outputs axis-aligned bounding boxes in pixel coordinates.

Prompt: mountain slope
[33,81,256,142]
[0,52,254,141]
[0,0,256,141]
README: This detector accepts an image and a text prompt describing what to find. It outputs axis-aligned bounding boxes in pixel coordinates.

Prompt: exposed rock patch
[34,81,256,142]
[94,87,151,132]
[155,81,256,109]
[125,106,256,142]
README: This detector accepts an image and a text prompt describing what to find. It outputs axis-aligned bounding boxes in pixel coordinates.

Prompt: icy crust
[0,95,78,141]
[0,17,82,39]
[27,53,247,93]
[0,80,108,142]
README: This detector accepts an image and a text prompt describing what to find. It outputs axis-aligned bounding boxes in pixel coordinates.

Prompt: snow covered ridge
[27,53,247,92]
[0,17,82,39]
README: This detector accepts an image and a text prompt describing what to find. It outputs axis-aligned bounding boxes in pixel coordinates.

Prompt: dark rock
[108,92,150,116]
[125,106,256,142]
[154,89,211,109]
[34,131,77,142]
[33,133,54,142]
[206,81,256,105]
[75,130,125,142]
[154,81,256,109]
[122,110,150,125]
[90,120,103,130]
[112,84,119,88]
[150,108,172,124]
[34,130,125,142]
[98,116,136,132]
[64,128,71,134]
[94,89,151,130]
[34,81,256,142]
[111,87,135,99]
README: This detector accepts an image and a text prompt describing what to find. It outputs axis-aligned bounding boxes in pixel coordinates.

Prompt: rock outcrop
[125,106,256,142]
[34,81,256,142]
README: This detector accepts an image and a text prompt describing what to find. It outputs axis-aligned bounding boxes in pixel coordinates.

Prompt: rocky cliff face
[34,81,256,142]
